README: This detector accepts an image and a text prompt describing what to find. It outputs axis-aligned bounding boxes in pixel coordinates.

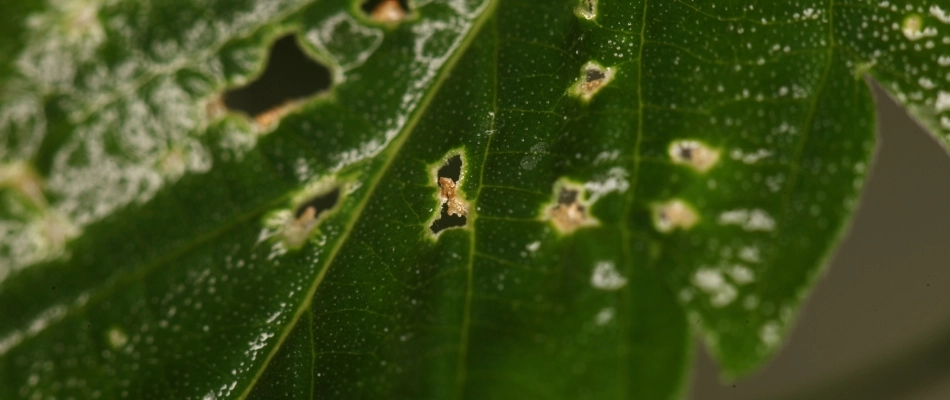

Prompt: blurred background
[690,86,950,400]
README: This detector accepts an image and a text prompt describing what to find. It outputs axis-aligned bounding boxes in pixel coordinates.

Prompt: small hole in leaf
[668,140,719,173]
[437,154,462,181]
[295,187,341,219]
[570,62,615,102]
[430,154,468,235]
[652,199,698,233]
[586,68,606,83]
[283,186,341,249]
[547,184,595,233]
[361,0,410,22]
[558,188,579,206]
[429,205,467,234]
[575,0,597,19]
[223,34,331,125]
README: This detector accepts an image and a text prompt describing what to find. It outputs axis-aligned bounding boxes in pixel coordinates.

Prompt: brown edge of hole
[429,154,468,235]
[283,185,344,249]
[361,0,410,23]
[546,182,596,233]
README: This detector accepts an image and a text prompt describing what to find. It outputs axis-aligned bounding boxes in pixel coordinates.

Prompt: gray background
[690,86,950,399]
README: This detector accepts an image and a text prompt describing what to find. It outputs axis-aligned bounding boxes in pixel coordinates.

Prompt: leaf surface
[0,0,947,399]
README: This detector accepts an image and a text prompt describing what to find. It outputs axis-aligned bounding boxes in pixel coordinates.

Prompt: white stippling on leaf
[590,261,627,291]
[692,268,738,308]
[718,209,776,231]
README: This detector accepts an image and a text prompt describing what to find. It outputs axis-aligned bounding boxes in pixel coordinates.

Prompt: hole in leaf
[547,183,595,233]
[668,140,720,173]
[586,68,605,83]
[283,186,341,248]
[429,205,467,234]
[430,154,467,235]
[558,187,580,206]
[222,34,332,124]
[361,0,410,23]
[295,187,341,219]
[570,61,615,102]
[652,199,698,233]
[437,154,462,182]
[575,0,597,19]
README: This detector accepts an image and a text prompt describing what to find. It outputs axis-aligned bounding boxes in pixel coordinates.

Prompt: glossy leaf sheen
[1,0,947,398]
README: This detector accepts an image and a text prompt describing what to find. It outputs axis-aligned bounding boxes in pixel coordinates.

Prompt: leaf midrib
[238,2,501,398]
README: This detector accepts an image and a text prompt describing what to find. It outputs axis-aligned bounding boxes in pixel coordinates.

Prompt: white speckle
[520,142,548,170]
[938,56,950,66]
[584,167,629,203]
[718,209,776,231]
[738,246,761,263]
[693,268,737,307]
[936,91,950,112]
[0,303,71,356]
[902,14,938,40]
[727,265,756,285]
[593,150,620,164]
[526,241,540,252]
[730,148,772,164]
[107,327,128,349]
[679,288,695,302]
[595,307,615,325]
[293,158,310,182]
[248,332,274,352]
[759,322,782,349]
[265,310,282,324]
[590,261,627,291]
[305,12,384,77]
[743,295,760,310]
[931,5,950,23]
[919,77,936,89]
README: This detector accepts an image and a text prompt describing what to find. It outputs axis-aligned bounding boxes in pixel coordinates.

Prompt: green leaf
[1,0,948,398]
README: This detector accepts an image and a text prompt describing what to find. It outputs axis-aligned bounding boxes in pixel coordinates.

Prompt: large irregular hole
[361,0,410,23]
[430,154,467,235]
[283,186,341,248]
[222,34,332,126]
